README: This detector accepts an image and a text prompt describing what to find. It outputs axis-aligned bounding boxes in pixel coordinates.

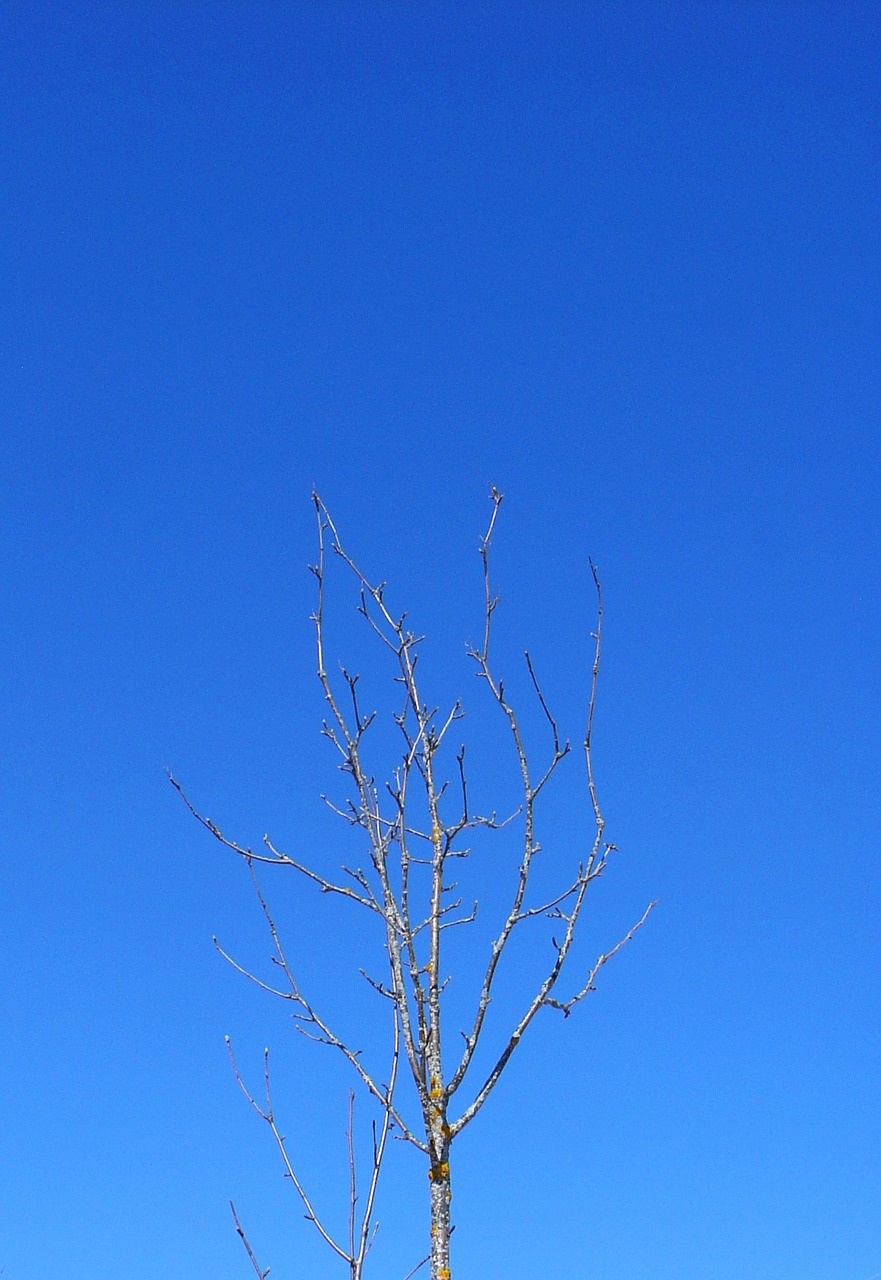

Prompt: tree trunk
[428,1140,452,1280]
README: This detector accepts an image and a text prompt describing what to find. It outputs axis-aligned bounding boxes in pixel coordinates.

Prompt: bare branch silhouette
[175,488,652,1280]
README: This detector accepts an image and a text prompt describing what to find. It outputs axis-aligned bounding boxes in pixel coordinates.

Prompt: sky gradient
[1,4,880,1279]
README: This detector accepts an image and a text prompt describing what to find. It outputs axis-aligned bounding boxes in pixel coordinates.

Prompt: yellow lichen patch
[428,1160,451,1182]
[439,1269,451,1279]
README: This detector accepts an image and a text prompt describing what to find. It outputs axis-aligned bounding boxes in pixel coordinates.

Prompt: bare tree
[172,488,654,1280]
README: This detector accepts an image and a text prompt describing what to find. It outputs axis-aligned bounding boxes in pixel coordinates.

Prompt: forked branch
[175,487,652,1280]
[225,1002,401,1280]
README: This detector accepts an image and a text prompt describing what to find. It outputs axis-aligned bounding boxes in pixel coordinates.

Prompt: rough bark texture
[428,1141,452,1280]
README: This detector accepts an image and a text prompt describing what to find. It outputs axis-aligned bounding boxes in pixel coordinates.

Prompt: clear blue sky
[1,4,879,1278]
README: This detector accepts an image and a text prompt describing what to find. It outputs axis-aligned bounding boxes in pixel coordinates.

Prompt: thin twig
[230,1200,271,1279]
